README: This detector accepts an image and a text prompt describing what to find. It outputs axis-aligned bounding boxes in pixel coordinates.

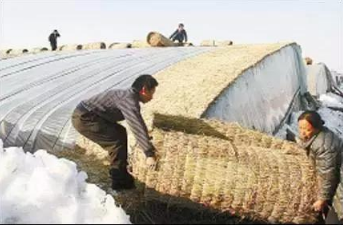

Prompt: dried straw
[31,47,49,53]
[200,40,216,47]
[131,40,151,48]
[147,32,178,47]
[73,113,319,224]
[304,57,313,65]
[108,42,132,49]
[217,40,234,46]
[59,44,83,51]
[145,43,296,118]
[82,42,106,50]
[130,114,318,224]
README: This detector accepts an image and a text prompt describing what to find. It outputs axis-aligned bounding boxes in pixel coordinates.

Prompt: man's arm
[169,30,178,39]
[314,141,340,202]
[119,103,155,157]
[183,30,188,42]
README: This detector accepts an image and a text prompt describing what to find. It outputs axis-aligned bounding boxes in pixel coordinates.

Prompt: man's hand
[313,199,328,212]
[146,156,157,170]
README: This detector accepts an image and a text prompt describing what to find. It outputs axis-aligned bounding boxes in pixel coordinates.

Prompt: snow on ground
[0,140,131,224]
[319,93,343,108]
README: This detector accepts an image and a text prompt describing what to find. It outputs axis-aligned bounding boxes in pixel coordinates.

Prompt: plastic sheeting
[0,48,211,152]
[203,45,307,135]
[306,63,337,97]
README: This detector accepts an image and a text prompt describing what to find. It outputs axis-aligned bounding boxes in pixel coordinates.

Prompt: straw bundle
[0,50,8,58]
[82,42,106,50]
[59,44,83,51]
[217,40,233,46]
[131,40,151,48]
[200,40,216,47]
[182,43,194,47]
[108,42,132,49]
[147,32,178,47]
[130,114,318,224]
[5,49,29,56]
[31,47,49,53]
[304,57,313,65]
[74,113,318,224]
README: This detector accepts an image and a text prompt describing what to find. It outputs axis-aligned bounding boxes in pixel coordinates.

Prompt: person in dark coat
[295,111,343,223]
[49,30,61,51]
[71,75,158,191]
[169,23,188,43]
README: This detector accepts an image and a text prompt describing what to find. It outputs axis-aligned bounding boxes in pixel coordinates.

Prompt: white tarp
[0,48,211,152]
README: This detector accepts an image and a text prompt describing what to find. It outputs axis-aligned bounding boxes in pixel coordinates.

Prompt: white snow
[319,93,343,108]
[0,141,131,224]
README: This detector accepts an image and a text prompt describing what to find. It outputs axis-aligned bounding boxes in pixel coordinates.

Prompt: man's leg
[72,108,134,190]
[51,42,57,51]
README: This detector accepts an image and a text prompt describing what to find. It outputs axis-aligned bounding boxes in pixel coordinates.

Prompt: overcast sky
[0,0,342,72]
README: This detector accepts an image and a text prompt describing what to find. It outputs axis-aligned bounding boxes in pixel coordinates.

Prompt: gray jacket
[299,127,343,203]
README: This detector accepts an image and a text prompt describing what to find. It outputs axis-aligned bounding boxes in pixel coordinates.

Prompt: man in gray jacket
[72,74,158,191]
[296,111,343,222]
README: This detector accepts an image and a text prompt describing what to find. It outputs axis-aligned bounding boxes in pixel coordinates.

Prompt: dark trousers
[172,35,184,43]
[71,106,129,180]
[50,41,57,51]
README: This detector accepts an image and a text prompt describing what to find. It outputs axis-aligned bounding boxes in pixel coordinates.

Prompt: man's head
[178,23,184,30]
[132,74,158,103]
[298,111,324,141]
[54,30,58,33]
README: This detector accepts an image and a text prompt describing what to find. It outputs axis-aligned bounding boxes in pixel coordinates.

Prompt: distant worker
[169,23,188,43]
[49,30,61,51]
[72,74,158,191]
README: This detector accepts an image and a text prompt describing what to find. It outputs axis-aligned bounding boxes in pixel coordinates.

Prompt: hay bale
[200,40,216,47]
[82,42,106,50]
[130,114,318,224]
[182,43,194,47]
[6,49,29,56]
[108,42,132,49]
[217,40,233,46]
[31,47,49,53]
[304,57,313,65]
[147,32,178,47]
[131,40,151,48]
[75,113,318,224]
[59,44,83,51]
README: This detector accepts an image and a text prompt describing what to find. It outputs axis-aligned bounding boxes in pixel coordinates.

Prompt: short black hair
[179,23,184,27]
[132,74,158,92]
[298,111,325,130]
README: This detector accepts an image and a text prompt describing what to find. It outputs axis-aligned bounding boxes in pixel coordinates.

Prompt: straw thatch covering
[304,57,313,65]
[144,43,296,118]
[82,42,106,50]
[147,32,178,47]
[59,44,83,51]
[131,40,151,48]
[131,114,318,224]
[108,42,132,49]
[73,114,318,224]
[200,40,216,47]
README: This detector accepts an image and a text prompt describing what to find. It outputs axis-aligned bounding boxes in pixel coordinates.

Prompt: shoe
[110,169,136,191]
